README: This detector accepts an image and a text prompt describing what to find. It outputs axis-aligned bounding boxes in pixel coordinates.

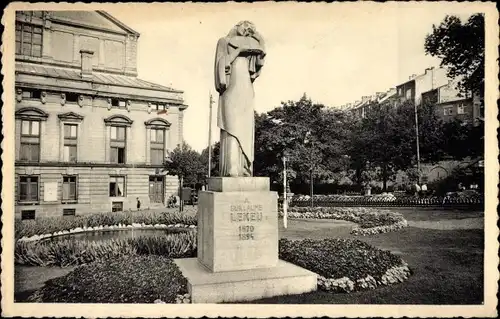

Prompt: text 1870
[238,225,255,240]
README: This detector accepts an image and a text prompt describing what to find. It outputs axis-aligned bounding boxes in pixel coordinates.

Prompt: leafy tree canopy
[424,13,484,98]
[163,142,205,186]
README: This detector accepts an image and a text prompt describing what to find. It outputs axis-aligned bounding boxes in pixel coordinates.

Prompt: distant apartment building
[344,88,397,119]
[421,79,482,126]
[15,11,187,219]
[344,67,452,120]
[395,67,449,106]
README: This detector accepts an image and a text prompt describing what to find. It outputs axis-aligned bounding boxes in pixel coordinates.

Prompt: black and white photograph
[1,1,498,318]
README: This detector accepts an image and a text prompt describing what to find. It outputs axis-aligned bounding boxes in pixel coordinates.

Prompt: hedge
[15,210,197,240]
[291,194,483,208]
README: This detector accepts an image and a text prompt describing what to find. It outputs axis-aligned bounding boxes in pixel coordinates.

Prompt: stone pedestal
[174,177,317,303]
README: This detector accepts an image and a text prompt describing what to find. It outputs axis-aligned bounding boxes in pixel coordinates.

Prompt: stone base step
[174,258,317,304]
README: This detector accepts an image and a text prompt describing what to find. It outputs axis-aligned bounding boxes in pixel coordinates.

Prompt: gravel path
[408,217,484,230]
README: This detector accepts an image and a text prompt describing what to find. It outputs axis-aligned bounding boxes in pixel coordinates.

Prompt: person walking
[136,197,141,211]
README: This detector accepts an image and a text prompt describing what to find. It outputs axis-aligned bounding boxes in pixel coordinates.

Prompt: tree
[441,119,484,160]
[348,102,417,191]
[424,14,484,99]
[417,101,447,163]
[163,142,205,187]
[254,94,346,191]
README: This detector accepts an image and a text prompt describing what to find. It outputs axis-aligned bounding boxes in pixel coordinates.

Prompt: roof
[378,89,397,104]
[15,63,182,94]
[97,11,140,36]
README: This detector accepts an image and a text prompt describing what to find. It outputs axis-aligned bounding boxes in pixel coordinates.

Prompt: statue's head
[229,20,256,37]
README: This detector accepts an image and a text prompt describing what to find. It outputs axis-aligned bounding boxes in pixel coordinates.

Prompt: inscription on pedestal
[230,198,263,241]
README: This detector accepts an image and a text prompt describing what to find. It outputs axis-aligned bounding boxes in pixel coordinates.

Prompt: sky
[107,2,477,152]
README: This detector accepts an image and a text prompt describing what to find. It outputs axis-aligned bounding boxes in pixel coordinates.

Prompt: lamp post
[304,131,314,208]
[414,102,421,185]
[269,117,314,215]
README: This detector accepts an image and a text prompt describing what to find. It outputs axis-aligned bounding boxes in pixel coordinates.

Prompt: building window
[62,176,77,202]
[444,107,453,116]
[149,176,164,203]
[63,209,76,216]
[63,124,78,162]
[65,93,79,103]
[457,103,466,115]
[21,89,42,99]
[109,176,125,197]
[16,22,43,57]
[112,202,124,212]
[150,128,165,165]
[20,120,40,162]
[111,99,127,108]
[110,126,126,164]
[21,210,36,220]
[19,176,39,202]
[405,89,412,100]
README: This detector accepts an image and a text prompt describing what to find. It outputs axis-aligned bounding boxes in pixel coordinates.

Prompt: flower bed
[16,231,197,267]
[279,238,412,293]
[281,207,409,235]
[15,210,197,241]
[27,255,190,303]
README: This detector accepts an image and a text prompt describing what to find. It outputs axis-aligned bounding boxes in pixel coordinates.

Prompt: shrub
[15,211,197,240]
[279,238,411,293]
[15,231,197,267]
[28,255,188,303]
[133,231,197,258]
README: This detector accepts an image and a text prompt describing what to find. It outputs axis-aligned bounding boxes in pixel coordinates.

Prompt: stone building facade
[15,11,187,219]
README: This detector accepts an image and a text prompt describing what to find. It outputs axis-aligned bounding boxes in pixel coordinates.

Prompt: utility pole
[414,102,421,185]
[283,155,288,229]
[208,93,214,179]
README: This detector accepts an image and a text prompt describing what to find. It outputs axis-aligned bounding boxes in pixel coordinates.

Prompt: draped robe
[214,35,265,177]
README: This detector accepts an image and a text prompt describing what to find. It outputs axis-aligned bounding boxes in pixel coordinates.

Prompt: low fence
[290,197,484,210]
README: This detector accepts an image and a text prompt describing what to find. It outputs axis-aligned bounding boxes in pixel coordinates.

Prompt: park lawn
[15,208,484,304]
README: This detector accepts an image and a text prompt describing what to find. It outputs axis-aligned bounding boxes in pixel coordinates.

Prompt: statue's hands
[234,47,244,56]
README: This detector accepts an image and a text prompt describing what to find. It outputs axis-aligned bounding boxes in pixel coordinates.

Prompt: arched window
[58,112,84,163]
[145,118,171,165]
[104,115,133,164]
[15,107,48,162]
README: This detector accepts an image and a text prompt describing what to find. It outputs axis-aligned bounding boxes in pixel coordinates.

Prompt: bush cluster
[279,238,411,293]
[16,231,197,267]
[282,207,408,235]
[15,211,197,240]
[28,255,188,303]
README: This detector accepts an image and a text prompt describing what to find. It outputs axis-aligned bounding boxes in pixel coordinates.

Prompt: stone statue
[214,21,266,177]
